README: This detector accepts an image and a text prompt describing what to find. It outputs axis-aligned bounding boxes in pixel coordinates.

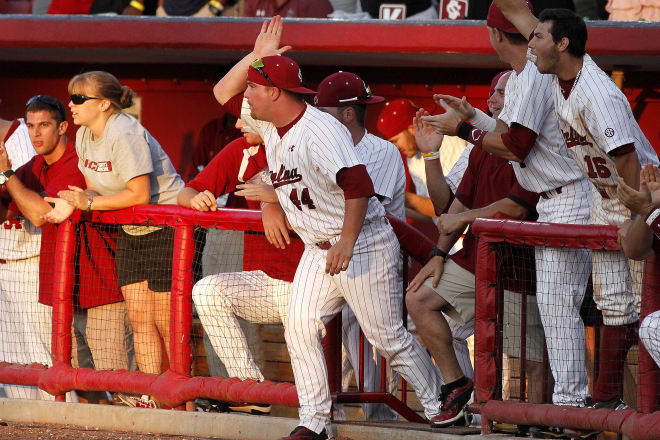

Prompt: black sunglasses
[251,59,277,88]
[26,95,67,122]
[70,94,101,105]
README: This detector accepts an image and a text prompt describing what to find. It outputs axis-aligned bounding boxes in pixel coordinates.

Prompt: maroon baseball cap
[313,71,384,108]
[246,55,316,95]
[377,99,419,140]
[489,70,511,97]
[487,1,533,35]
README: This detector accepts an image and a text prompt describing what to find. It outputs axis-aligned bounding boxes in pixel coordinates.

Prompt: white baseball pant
[285,221,443,433]
[534,179,592,405]
[639,310,660,368]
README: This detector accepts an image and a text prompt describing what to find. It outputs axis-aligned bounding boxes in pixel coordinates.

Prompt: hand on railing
[189,190,218,212]
[42,197,75,224]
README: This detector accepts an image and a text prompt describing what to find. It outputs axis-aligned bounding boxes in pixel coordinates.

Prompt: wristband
[469,108,497,132]
[129,0,144,11]
[208,0,224,15]
[422,152,440,161]
[86,194,94,212]
[646,208,660,227]
[429,246,448,261]
[456,120,486,149]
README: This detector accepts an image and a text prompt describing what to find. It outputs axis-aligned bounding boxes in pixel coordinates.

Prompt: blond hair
[68,71,135,110]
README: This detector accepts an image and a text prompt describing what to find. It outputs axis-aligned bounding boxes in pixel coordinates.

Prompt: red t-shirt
[186,137,304,281]
[449,147,539,274]
[243,0,333,18]
[183,115,242,181]
[47,0,94,13]
[8,142,123,308]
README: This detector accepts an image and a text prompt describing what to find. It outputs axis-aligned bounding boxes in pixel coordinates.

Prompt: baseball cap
[487,1,534,35]
[247,55,316,95]
[377,99,419,140]
[489,70,511,97]
[313,71,384,108]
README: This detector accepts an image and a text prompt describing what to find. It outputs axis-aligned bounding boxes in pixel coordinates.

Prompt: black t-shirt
[163,0,208,15]
[360,0,432,18]
[90,0,158,14]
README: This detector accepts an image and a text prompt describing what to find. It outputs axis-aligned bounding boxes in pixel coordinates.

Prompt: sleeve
[44,160,86,198]
[5,122,36,169]
[113,133,154,183]
[500,123,538,161]
[445,144,473,194]
[454,148,479,209]
[337,165,375,199]
[309,117,362,185]
[507,179,540,219]
[499,65,552,136]
[223,93,244,119]
[240,97,270,138]
[582,83,637,155]
[362,141,401,205]
[185,138,247,196]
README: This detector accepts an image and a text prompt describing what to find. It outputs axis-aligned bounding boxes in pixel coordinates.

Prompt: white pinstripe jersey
[445,143,473,194]
[553,54,659,200]
[1,120,40,260]
[242,101,386,246]
[498,61,586,193]
[355,132,406,221]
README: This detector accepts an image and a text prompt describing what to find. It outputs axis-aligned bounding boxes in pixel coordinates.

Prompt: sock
[445,376,468,392]
[592,323,638,402]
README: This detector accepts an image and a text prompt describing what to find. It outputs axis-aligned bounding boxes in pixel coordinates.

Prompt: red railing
[0,205,428,421]
[472,218,660,440]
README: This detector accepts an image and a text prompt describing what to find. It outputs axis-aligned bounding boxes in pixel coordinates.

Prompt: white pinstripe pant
[639,310,660,368]
[285,222,443,433]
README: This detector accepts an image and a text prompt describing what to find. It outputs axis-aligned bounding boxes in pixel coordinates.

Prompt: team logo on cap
[313,95,318,105]
[298,68,302,83]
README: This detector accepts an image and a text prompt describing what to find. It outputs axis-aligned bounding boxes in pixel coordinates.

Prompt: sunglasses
[70,94,101,105]
[251,59,277,88]
[26,95,67,122]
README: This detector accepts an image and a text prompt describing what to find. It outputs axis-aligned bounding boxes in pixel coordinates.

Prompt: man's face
[389,128,418,158]
[235,118,263,146]
[244,81,275,122]
[529,21,561,74]
[26,110,65,157]
[487,72,510,118]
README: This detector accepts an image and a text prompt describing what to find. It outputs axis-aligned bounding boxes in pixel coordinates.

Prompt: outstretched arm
[493,0,538,40]
[213,16,292,105]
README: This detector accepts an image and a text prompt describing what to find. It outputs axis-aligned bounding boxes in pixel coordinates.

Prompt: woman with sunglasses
[47,71,184,386]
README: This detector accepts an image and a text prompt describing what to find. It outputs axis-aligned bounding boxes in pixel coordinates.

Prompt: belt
[540,186,563,200]
[317,241,332,250]
[314,217,389,250]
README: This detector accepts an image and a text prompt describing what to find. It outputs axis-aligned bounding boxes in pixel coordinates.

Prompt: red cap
[487,1,533,35]
[313,71,384,107]
[489,70,511,97]
[246,55,316,95]
[377,99,419,139]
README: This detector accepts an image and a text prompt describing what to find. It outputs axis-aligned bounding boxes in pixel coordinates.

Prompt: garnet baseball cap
[246,55,316,95]
[487,1,533,35]
[489,70,511,97]
[313,71,384,108]
[377,99,419,140]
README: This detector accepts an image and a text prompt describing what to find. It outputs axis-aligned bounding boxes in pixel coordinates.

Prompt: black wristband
[429,246,448,261]
[456,121,473,142]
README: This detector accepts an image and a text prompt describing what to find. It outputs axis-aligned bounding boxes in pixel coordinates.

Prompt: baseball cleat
[279,425,328,440]
[430,378,474,428]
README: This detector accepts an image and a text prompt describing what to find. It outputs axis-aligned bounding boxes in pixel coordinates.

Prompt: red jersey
[186,137,304,282]
[8,141,123,308]
[183,115,241,181]
[243,0,333,18]
[450,147,539,274]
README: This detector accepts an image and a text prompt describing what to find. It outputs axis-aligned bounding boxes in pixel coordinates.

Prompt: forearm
[425,159,452,214]
[481,132,523,162]
[177,187,200,208]
[460,198,528,225]
[622,215,654,260]
[6,179,53,226]
[341,197,367,245]
[405,192,437,217]
[90,189,150,211]
[615,152,641,193]
[213,51,256,105]
[436,200,468,251]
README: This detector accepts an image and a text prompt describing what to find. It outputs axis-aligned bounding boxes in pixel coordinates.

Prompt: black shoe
[590,396,628,410]
[279,426,328,440]
[195,398,230,413]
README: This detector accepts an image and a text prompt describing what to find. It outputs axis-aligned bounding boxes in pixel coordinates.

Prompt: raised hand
[253,15,292,58]
[413,108,444,153]
[420,99,461,136]
[432,94,476,120]
[0,142,12,173]
[641,163,660,192]
[617,177,655,217]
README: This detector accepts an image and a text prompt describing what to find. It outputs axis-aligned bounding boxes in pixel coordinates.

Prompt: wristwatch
[0,170,15,186]
[429,247,448,261]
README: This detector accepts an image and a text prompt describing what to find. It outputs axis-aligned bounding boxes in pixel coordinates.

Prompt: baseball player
[489,0,659,409]
[214,17,446,439]
[0,112,48,400]
[421,2,595,408]
[618,164,660,368]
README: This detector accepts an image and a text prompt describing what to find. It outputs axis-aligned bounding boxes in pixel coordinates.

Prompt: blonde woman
[46,71,184,388]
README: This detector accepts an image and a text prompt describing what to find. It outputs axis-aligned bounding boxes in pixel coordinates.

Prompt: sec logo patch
[605,128,615,137]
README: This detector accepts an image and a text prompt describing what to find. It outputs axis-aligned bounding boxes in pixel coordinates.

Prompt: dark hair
[25,96,66,125]
[501,30,528,45]
[347,104,367,126]
[539,8,587,58]
[68,71,136,110]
